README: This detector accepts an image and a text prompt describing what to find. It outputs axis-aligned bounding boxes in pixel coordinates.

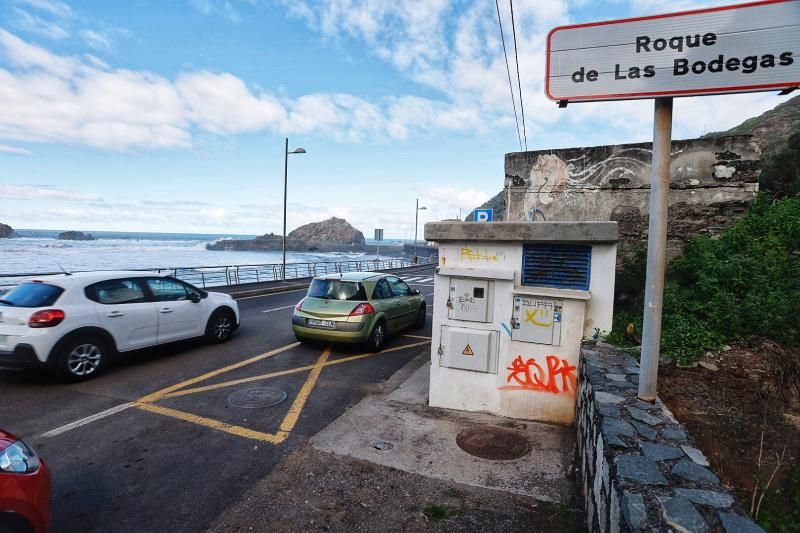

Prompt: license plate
[307,319,335,329]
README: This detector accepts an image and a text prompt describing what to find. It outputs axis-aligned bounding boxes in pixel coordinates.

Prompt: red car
[0,430,51,533]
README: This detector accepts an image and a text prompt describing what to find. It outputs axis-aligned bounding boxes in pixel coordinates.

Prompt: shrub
[610,195,800,362]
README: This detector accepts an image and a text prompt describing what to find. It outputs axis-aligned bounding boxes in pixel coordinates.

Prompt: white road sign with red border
[546,0,800,102]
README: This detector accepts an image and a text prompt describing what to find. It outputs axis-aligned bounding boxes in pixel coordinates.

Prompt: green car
[292,272,427,351]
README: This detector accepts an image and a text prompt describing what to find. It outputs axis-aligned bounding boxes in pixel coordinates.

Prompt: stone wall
[576,345,764,532]
[505,135,759,259]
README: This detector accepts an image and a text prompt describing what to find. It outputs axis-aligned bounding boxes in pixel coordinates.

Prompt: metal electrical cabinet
[511,295,563,346]
[440,325,499,373]
[448,278,492,323]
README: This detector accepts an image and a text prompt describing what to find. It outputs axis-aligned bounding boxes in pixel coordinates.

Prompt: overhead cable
[494,0,523,152]
[509,0,528,151]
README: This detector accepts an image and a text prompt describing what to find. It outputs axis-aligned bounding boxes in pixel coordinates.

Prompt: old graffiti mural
[500,355,577,396]
[522,148,652,220]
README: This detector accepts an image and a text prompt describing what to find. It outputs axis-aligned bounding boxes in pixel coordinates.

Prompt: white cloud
[0,144,32,155]
[0,29,493,151]
[13,0,72,19]
[11,8,69,40]
[0,184,101,201]
[79,29,113,52]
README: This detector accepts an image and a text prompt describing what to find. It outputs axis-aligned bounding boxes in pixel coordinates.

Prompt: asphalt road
[0,266,435,533]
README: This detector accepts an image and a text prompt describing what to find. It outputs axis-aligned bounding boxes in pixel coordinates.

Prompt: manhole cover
[456,426,531,461]
[371,440,394,451]
[227,387,287,408]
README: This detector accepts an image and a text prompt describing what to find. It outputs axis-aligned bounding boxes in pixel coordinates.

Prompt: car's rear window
[0,282,64,307]
[307,279,367,301]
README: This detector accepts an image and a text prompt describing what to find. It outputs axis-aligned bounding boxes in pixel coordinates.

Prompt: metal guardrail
[0,258,436,290]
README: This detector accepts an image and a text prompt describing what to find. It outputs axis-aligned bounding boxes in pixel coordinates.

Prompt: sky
[0,0,793,239]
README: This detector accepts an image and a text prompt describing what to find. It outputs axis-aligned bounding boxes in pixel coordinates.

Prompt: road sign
[546,0,800,102]
[474,209,493,222]
[374,229,384,241]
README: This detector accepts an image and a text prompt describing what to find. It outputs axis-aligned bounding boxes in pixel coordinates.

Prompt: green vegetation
[608,195,800,363]
[758,464,800,533]
[759,131,800,198]
[421,504,459,522]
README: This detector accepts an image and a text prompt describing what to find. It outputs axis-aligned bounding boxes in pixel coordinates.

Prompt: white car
[0,271,240,381]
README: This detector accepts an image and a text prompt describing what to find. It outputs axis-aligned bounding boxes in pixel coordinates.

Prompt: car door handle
[107,311,124,318]
[160,308,173,314]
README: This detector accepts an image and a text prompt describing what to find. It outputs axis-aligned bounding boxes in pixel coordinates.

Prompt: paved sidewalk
[209,355,582,532]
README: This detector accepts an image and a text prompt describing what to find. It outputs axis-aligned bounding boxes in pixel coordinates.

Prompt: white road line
[403,276,422,282]
[41,402,135,438]
[261,304,297,314]
[235,288,308,300]
[419,277,434,283]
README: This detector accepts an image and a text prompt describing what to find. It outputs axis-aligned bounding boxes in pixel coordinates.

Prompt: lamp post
[283,138,306,281]
[414,199,427,259]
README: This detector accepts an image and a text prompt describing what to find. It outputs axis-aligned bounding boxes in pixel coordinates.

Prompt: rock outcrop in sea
[288,217,365,246]
[0,223,16,238]
[57,230,96,241]
[207,217,366,252]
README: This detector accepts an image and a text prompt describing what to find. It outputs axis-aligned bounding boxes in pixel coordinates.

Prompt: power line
[509,0,528,151]
[494,0,523,152]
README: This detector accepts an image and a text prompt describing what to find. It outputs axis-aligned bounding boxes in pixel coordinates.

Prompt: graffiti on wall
[460,247,506,262]
[500,355,577,396]
[522,148,653,219]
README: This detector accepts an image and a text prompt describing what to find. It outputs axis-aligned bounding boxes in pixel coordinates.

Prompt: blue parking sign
[474,209,493,222]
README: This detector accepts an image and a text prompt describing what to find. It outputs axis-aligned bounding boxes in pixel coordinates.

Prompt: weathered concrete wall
[505,135,759,258]
[577,345,764,532]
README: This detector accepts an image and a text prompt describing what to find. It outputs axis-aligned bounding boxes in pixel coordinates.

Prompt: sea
[0,229,406,277]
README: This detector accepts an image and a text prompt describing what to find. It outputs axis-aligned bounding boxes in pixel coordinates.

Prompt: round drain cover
[456,426,531,461]
[227,387,287,409]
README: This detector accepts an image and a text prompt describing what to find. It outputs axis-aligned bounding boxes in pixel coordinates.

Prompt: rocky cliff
[0,223,15,238]
[288,217,365,246]
[207,217,366,252]
[57,230,96,241]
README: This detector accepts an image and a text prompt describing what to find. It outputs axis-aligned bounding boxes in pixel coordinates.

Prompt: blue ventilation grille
[521,244,592,291]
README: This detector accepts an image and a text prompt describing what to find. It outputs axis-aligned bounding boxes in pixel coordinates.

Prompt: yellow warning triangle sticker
[462,344,475,356]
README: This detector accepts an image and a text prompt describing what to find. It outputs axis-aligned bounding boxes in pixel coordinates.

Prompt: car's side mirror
[409,288,421,296]
[190,293,202,303]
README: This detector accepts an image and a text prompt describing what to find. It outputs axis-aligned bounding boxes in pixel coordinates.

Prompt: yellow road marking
[138,342,299,403]
[161,340,431,399]
[136,403,287,443]
[279,347,330,433]
[402,334,432,340]
[134,339,431,443]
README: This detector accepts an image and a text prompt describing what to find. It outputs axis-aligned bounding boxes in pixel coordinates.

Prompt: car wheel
[206,309,235,343]
[412,303,426,329]
[0,512,34,533]
[55,336,107,382]
[365,320,386,353]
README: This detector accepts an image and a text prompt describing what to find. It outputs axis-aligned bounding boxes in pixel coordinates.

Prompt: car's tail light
[29,309,65,328]
[350,303,375,316]
[294,298,305,311]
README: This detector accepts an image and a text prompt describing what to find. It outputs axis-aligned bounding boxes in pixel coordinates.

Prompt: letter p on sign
[474,209,493,222]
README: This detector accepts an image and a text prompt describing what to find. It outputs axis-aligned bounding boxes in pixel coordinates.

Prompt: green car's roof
[314,271,384,282]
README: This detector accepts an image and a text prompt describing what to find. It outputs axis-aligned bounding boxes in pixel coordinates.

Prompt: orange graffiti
[500,355,577,396]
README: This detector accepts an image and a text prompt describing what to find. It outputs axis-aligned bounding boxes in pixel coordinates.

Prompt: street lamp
[283,138,306,281]
[414,199,427,259]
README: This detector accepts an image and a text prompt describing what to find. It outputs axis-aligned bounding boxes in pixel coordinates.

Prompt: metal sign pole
[638,97,673,402]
